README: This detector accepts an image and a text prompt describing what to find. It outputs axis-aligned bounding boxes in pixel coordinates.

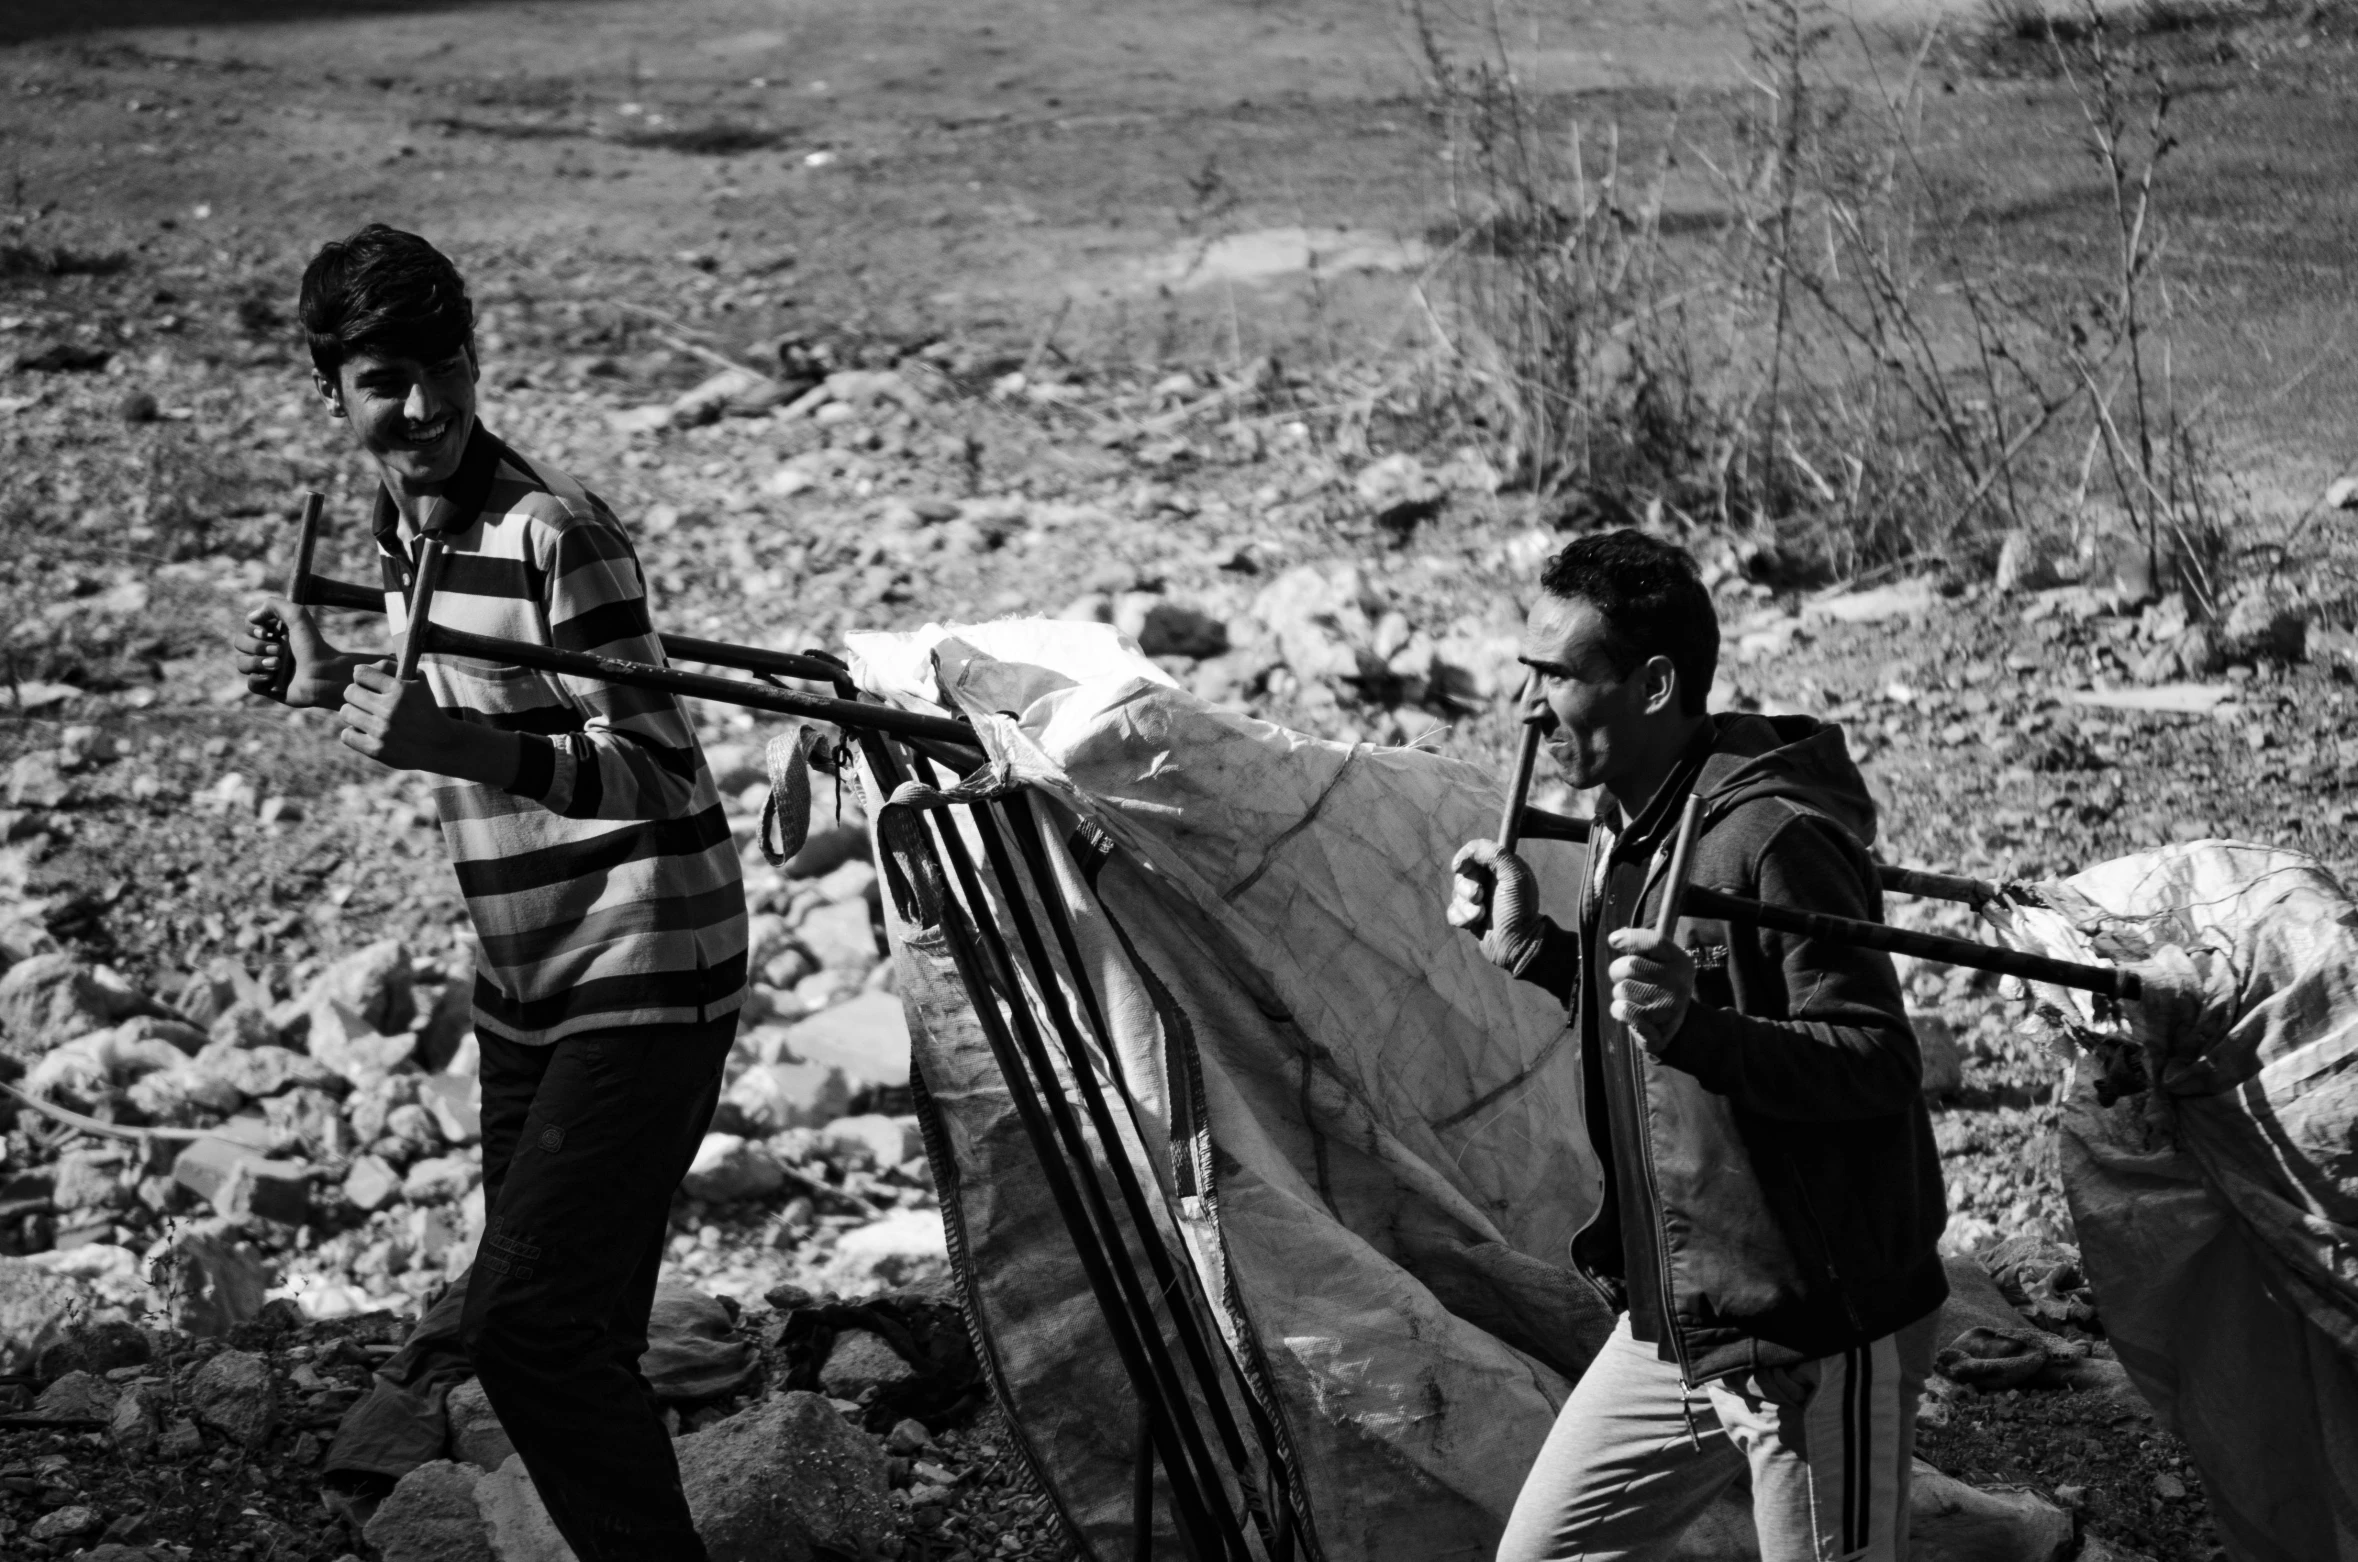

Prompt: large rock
[160,1225,272,1337]
[818,1115,921,1171]
[404,1156,480,1205]
[0,1255,93,1371]
[476,1455,577,1562]
[365,1460,499,1562]
[194,1040,340,1100]
[1251,562,1385,684]
[681,1134,788,1203]
[51,1149,126,1212]
[0,953,113,1062]
[187,1347,277,1447]
[1908,1463,2074,1560]
[641,1284,759,1404]
[128,1061,245,1122]
[34,1368,119,1422]
[1115,595,1229,660]
[675,1391,898,1562]
[304,939,417,1034]
[309,999,418,1087]
[793,902,881,978]
[345,1153,404,1213]
[718,1060,850,1137]
[783,822,868,881]
[24,1022,199,1099]
[777,992,911,1090]
[108,1381,161,1462]
[447,1378,518,1472]
[172,1137,311,1224]
[822,1210,949,1294]
[818,1330,917,1401]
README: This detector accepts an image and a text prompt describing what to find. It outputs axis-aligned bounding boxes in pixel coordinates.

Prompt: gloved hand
[1449,839,1545,975]
[1606,928,1694,1054]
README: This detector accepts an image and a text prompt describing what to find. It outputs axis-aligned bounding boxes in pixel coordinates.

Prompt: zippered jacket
[1519,713,1948,1380]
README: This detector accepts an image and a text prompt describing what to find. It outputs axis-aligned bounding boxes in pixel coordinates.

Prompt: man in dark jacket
[1450,530,1947,1562]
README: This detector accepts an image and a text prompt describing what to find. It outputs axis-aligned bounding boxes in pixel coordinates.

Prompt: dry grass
[1406,0,2242,588]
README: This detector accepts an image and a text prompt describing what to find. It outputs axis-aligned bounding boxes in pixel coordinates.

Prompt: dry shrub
[1410,0,2230,586]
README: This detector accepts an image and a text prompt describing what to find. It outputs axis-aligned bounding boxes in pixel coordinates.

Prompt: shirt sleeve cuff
[508,733,557,802]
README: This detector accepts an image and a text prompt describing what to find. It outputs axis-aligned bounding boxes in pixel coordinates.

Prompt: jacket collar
[1610,721,1719,858]
[370,420,505,557]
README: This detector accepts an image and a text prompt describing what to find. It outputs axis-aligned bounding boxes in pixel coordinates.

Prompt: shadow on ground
[1,0,567,46]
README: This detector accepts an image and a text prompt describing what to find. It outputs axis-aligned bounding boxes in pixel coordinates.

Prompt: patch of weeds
[1405,0,2233,590]
[611,119,792,156]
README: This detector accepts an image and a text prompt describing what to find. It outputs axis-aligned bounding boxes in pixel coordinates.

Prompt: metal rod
[407,621,980,751]
[910,795,1240,1561]
[295,569,911,691]
[1680,883,2138,1001]
[990,796,1292,1560]
[940,785,1251,1561]
[1652,795,1703,942]
[394,536,450,684]
[1133,1408,1158,1562]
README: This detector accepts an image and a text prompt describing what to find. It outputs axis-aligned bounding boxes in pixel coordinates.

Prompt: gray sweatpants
[1498,1312,1938,1562]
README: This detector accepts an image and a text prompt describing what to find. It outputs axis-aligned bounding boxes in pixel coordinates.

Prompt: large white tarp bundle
[847,621,2096,1562]
[850,621,1610,1562]
[1987,843,2358,1562]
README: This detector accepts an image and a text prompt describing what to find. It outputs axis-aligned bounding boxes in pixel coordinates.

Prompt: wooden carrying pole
[1514,803,2133,1002]
[393,535,451,684]
[283,524,2133,1003]
[285,491,325,605]
[1652,796,1703,941]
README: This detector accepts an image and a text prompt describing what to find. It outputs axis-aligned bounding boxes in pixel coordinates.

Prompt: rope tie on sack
[886,758,1021,811]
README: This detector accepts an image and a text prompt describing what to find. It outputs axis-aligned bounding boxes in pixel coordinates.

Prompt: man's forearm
[417,722,527,790]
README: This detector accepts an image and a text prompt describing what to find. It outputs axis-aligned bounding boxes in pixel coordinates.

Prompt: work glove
[1606,928,1694,1055]
[1449,839,1545,975]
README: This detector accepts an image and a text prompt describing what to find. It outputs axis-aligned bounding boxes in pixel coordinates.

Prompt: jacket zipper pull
[1680,1389,1704,1452]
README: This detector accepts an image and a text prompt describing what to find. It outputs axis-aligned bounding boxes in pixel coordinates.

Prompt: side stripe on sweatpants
[1800,1332,1906,1561]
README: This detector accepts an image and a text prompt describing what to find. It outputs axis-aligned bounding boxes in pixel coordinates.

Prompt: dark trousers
[458,1014,737,1562]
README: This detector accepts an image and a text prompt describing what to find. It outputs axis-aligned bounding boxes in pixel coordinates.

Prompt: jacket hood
[1695,713,1878,850]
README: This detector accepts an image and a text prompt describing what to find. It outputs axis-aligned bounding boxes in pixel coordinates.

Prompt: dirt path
[8,0,2352,474]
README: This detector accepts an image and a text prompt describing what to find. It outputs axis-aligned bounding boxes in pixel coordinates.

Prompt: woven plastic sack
[851,620,1607,1562]
[1985,842,2358,1562]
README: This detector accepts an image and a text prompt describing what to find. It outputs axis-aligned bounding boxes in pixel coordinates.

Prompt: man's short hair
[299,224,475,383]
[1539,528,1719,716]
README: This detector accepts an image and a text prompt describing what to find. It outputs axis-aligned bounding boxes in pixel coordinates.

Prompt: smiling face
[319,345,478,501]
[1517,591,1677,802]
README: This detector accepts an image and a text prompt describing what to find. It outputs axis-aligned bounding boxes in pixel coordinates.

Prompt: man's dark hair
[299,224,475,383]
[1539,528,1719,716]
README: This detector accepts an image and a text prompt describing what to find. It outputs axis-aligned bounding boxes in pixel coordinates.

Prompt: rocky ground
[7,199,2352,1556]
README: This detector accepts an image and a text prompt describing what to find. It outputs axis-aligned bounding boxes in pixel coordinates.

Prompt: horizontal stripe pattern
[376,426,746,1045]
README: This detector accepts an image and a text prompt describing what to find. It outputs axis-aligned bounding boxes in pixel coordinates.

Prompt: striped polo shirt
[374,424,746,1045]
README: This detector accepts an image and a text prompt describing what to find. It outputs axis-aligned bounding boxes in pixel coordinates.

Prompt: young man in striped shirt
[232,224,745,1562]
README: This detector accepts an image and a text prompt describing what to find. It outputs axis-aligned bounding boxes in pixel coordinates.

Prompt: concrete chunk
[171,1137,310,1224]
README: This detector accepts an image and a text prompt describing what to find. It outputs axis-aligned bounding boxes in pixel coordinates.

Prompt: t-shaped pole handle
[394,532,451,684]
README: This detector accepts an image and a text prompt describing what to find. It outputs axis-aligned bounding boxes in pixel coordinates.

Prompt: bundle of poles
[267,493,2138,1561]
